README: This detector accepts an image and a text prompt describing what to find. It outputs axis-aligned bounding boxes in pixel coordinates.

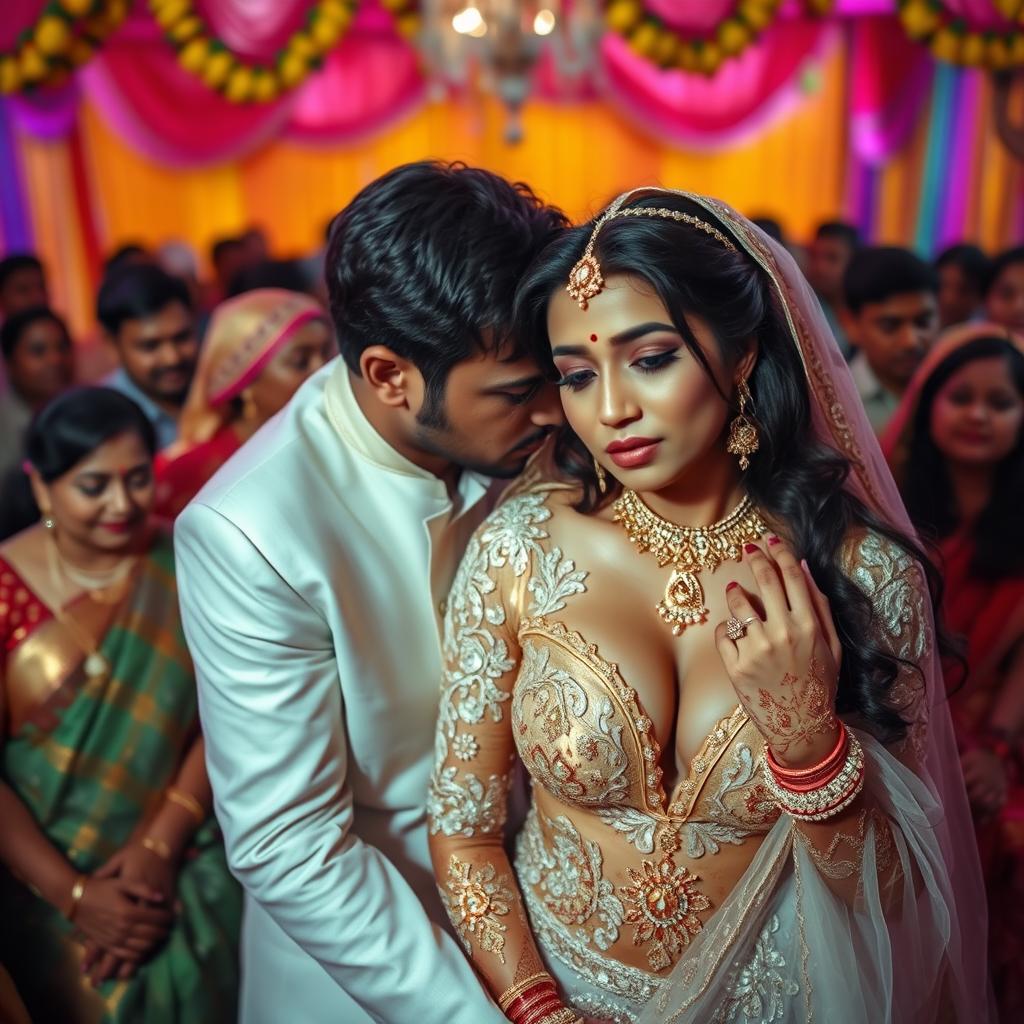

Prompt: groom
[175,162,566,1023]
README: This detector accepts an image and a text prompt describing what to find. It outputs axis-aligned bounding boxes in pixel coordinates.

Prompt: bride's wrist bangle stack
[499,973,582,1024]
[763,722,865,822]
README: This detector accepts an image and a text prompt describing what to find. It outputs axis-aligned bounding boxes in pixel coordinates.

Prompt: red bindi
[589,333,598,342]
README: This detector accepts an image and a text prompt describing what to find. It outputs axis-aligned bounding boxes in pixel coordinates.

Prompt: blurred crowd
[0,207,1022,1021]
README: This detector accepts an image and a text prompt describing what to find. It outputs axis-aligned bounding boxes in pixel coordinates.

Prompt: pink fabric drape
[600,19,832,149]
[5,1,1015,166]
[849,15,934,164]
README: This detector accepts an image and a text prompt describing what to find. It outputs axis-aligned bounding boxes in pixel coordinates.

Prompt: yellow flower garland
[0,0,130,95]
[603,0,836,77]
[149,0,363,104]
[898,0,1024,70]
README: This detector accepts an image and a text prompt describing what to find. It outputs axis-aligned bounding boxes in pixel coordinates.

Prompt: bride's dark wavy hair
[514,194,955,742]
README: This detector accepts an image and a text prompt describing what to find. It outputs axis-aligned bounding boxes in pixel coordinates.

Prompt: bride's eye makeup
[633,349,680,374]
[556,368,596,392]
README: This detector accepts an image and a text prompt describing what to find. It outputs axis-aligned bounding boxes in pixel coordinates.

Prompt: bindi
[589,333,598,343]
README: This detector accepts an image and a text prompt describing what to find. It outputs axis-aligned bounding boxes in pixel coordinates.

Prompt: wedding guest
[935,243,990,329]
[986,246,1024,333]
[0,387,241,1022]
[883,322,1024,1021]
[807,220,859,358]
[844,245,939,434]
[0,307,74,484]
[99,264,198,450]
[0,254,47,319]
[154,289,333,520]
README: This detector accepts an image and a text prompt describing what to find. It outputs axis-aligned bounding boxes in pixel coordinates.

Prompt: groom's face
[413,351,564,478]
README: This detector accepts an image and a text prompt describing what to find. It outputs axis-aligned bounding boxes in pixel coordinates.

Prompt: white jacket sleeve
[174,501,504,1024]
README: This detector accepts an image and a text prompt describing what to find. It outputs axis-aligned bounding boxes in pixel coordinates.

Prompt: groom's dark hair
[324,160,567,421]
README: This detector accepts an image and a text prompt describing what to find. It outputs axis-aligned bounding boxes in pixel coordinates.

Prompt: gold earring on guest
[593,457,608,494]
[726,378,759,471]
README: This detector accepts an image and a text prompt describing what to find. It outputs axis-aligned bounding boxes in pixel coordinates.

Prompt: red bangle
[507,987,560,1024]
[767,724,847,783]
[519,1000,567,1024]
[516,995,564,1024]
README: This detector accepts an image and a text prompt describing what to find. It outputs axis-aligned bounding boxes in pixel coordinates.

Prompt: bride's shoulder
[840,525,931,661]
[841,526,923,594]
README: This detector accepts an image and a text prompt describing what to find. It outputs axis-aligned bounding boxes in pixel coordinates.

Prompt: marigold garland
[898,0,1024,70]
[0,0,130,95]
[148,0,362,103]
[603,1,836,76]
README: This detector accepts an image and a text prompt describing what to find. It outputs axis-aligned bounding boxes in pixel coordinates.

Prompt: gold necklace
[46,531,138,605]
[44,534,136,678]
[612,489,767,635]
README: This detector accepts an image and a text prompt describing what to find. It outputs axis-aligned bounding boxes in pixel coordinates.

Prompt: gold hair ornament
[567,194,738,311]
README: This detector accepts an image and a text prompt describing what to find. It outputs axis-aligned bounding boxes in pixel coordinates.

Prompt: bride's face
[548,272,735,494]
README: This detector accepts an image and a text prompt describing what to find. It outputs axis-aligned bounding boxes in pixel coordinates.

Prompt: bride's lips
[605,436,661,469]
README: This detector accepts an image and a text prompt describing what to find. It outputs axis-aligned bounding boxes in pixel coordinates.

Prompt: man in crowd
[844,245,940,435]
[807,220,860,359]
[985,245,1024,333]
[934,242,989,329]
[175,161,566,1024]
[0,253,48,320]
[99,263,198,449]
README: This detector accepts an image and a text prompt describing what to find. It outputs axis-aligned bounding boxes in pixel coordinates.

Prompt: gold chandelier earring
[593,456,608,494]
[726,378,759,471]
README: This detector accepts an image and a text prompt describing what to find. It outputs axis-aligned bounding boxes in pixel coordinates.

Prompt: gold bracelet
[141,836,173,861]
[165,786,205,825]
[499,972,556,1012]
[67,874,87,921]
[536,1010,582,1024]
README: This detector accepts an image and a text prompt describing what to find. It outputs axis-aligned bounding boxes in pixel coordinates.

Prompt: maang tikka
[726,378,759,471]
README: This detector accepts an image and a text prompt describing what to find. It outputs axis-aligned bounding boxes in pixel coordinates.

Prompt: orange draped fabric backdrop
[9,35,1023,342]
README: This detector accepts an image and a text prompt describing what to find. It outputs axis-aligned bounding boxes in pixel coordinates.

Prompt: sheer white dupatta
[611,193,994,1024]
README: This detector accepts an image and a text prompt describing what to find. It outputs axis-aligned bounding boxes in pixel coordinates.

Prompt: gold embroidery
[621,855,712,971]
[442,855,515,964]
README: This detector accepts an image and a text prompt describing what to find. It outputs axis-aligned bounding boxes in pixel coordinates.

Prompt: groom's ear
[359,345,419,410]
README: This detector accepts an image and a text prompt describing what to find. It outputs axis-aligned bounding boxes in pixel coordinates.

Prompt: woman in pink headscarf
[154,289,333,520]
[882,322,1024,1019]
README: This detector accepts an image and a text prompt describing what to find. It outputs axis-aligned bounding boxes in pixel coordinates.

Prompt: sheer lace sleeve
[428,487,586,1005]
[790,532,932,903]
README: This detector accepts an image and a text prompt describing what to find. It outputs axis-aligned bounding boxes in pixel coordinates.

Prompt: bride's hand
[714,536,843,769]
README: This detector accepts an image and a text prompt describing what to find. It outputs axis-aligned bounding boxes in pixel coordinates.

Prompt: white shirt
[175,359,504,1024]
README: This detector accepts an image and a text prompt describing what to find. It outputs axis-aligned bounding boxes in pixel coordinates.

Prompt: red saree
[153,425,242,523]
[941,530,1024,1021]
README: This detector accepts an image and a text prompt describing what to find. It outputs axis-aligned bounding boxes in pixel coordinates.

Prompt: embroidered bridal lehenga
[428,195,992,1024]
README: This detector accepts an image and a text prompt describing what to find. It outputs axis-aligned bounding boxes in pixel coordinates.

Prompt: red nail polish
[744,543,759,554]
[726,581,739,591]
[767,535,781,546]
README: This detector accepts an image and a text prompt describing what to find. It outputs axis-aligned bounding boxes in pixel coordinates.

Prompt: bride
[427,189,990,1023]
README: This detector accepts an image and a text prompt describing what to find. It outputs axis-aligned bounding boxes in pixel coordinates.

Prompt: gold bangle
[141,836,173,862]
[67,874,87,921]
[165,786,205,825]
[499,972,555,1012]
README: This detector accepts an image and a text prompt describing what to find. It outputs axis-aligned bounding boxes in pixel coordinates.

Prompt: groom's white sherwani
[175,360,504,1023]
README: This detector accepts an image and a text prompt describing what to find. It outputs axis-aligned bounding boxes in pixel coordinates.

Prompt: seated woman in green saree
[0,387,241,1023]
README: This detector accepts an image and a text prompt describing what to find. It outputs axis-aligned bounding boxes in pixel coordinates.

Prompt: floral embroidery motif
[847,532,931,761]
[518,808,624,951]
[442,855,515,963]
[428,765,511,837]
[621,856,712,970]
[714,915,799,1023]
[451,733,479,761]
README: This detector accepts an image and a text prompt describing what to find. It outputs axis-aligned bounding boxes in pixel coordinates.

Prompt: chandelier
[417,1,602,143]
